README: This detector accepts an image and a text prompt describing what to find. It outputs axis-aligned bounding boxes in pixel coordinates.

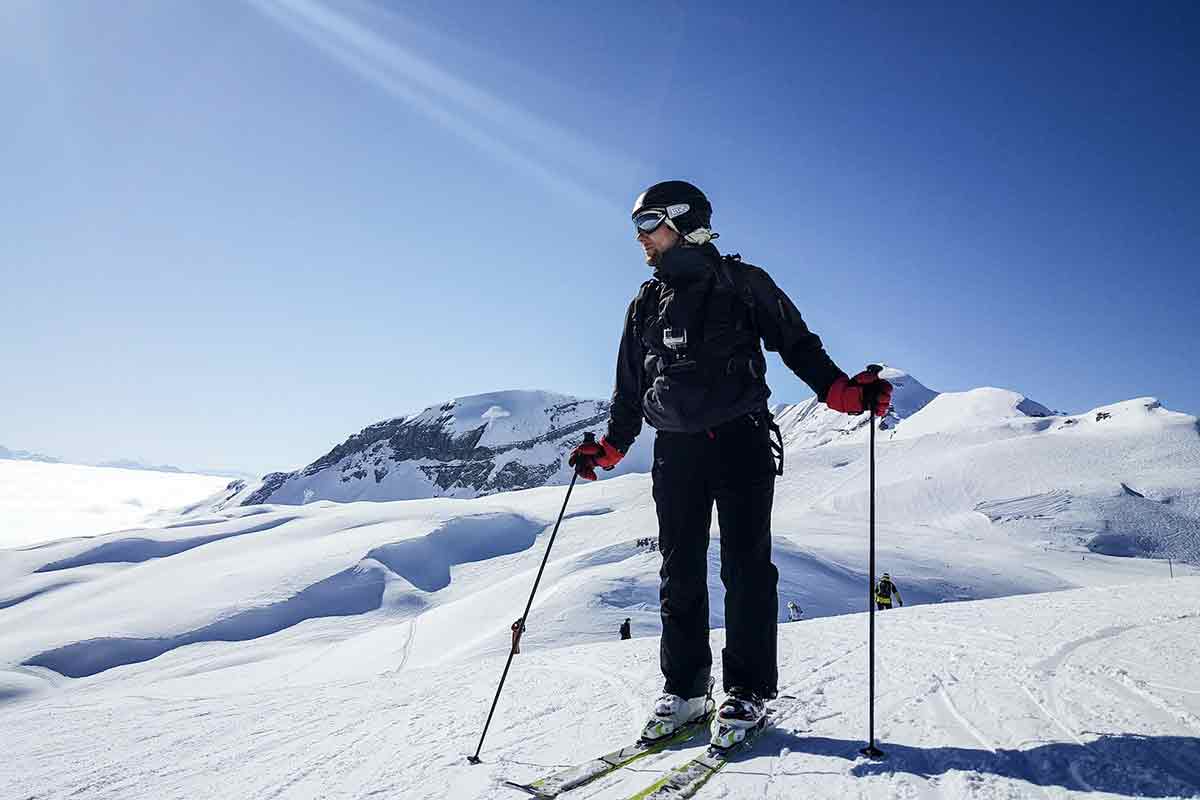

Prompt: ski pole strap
[768,419,784,476]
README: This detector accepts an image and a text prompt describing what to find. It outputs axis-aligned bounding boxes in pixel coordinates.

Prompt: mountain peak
[220,390,648,508]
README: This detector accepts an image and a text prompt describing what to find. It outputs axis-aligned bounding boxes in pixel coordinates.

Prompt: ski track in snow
[3,585,1200,799]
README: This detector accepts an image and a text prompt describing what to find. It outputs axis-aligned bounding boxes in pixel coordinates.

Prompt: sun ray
[247,0,631,212]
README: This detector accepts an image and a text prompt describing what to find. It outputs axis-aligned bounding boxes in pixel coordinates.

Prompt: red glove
[568,436,624,481]
[825,371,893,417]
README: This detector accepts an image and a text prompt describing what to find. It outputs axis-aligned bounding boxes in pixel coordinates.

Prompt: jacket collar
[653,242,720,286]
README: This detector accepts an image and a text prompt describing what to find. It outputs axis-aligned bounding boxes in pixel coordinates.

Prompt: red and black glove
[568,436,625,481]
[825,370,893,417]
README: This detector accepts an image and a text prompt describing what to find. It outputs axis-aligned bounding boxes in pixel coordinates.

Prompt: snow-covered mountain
[217,390,654,508]
[167,368,1200,569]
[94,458,186,473]
[0,444,61,464]
[770,366,1051,448]
[0,445,251,479]
[771,367,942,447]
[213,368,1057,510]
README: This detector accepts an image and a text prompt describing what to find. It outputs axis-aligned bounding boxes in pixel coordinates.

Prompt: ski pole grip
[861,364,884,412]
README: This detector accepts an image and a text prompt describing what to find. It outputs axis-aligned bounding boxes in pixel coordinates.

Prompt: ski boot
[710,687,767,749]
[640,678,714,742]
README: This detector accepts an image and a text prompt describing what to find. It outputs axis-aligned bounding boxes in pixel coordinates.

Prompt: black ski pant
[652,412,779,700]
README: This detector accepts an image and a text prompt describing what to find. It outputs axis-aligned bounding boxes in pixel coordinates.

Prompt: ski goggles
[633,203,690,236]
[633,209,672,235]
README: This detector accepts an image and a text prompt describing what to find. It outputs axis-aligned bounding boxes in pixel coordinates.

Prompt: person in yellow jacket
[874,573,903,610]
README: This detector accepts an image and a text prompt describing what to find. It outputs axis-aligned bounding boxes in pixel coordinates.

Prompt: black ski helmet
[632,180,716,243]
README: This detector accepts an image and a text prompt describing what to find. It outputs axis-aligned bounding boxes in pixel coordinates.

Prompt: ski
[504,711,714,799]
[625,702,794,800]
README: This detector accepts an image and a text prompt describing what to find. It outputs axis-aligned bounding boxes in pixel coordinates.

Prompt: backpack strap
[718,253,758,332]
[631,277,662,345]
[633,253,754,344]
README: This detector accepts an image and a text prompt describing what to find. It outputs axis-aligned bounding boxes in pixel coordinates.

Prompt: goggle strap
[683,228,717,245]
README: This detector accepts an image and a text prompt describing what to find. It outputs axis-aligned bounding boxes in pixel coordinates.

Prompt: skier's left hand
[825,371,893,416]
[569,436,624,481]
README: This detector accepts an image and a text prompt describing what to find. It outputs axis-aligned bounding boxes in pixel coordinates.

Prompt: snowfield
[1,376,1198,798]
[2,575,1198,799]
[0,460,233,547]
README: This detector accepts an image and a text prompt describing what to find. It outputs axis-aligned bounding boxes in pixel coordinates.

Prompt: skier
[620,618,632,640]
[510,617,525,654]
[569,180,892,746]
[874,572,903,610]
[787,601,803,622]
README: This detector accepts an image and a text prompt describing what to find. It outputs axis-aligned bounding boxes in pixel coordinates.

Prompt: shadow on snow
[23,513,541,678]
[24,563,387,678]
[366,512,542,592]
[767,731,1200,798]
[34,516,300,573]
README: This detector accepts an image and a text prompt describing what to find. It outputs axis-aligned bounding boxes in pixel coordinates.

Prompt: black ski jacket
[604,243,845,451]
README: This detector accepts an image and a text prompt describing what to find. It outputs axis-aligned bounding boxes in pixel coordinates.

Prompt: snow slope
[3,571,1198,799]
[1,381,1198,798]
[0,460,231,547]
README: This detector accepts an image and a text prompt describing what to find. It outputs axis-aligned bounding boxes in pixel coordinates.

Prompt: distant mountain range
[209,368,1055,510]
[0,445,61,464]
[0,445,254,480]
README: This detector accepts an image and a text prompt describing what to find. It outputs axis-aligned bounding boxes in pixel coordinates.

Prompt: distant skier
[620,618,632,640]
[569,180,893,747]
[787,601,803,622]
[510,618,526,654]
[874,573,903,610]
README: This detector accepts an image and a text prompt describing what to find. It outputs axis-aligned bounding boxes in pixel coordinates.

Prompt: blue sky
[3,1,1197,474]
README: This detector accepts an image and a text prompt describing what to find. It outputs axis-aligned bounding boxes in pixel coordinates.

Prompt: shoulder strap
[719,253,757,328]
[631,278,661,344]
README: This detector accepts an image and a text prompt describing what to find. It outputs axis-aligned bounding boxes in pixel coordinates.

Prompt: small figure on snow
[874,573,903,610]
[568,180,893,748]
[620,618,632,640]
[787,601,803,622]
[510,617,526,654]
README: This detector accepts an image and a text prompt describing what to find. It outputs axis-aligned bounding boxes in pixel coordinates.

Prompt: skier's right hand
[569,436,624,481]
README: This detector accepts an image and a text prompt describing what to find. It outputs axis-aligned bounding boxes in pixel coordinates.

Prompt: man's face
[637,222,679,266]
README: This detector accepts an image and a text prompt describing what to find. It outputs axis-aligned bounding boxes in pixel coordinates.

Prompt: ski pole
[467,434,590,764]
[859,364,885,760]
